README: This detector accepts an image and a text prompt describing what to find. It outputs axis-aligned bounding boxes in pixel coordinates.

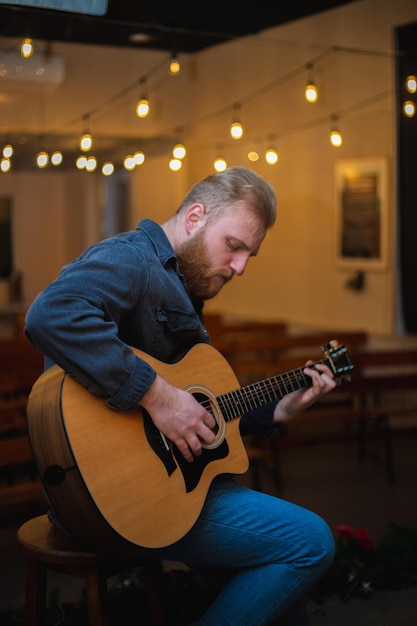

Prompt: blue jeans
[140,477,335,625]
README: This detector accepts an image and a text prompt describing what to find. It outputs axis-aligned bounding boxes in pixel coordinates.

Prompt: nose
[230,252,250,276]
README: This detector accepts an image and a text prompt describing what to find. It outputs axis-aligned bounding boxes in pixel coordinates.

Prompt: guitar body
[27,343,249,552]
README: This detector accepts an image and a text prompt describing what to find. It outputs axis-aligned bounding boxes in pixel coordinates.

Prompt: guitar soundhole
[189,388,226,449]
[193,391,219,435]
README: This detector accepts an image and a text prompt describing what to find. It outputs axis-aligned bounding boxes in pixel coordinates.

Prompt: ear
[184,203,207,235]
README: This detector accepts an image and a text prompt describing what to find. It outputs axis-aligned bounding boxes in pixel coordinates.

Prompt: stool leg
[24,558,47,626]
[141,559,168,625]
[84,568,110,626]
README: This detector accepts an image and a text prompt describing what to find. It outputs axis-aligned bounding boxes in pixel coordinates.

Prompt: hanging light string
[192,88,395,153]
[0,40,406,172]
[152,44,399,143]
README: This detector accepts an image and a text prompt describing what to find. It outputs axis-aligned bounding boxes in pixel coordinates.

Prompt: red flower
[354,528,376,551]
[336,525,376,550]
[336,524,355,539]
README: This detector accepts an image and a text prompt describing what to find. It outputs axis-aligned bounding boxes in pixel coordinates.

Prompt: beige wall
[1,0,417,336]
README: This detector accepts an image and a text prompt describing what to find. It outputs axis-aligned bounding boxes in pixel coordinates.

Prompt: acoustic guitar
[27,341,353,553]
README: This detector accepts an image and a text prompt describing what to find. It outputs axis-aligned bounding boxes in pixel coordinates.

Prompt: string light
[51,151,63,166]
[406,75,416,93]
[76,155,87,169]
[80,133,92,151]
[3,47,398,174]
[133,151,145,165]
[214,156,227,172]
[305,63,318,103]
[85,156,97,172]
[169,52,181,76]
[247,150,259,162]
[21,37,33,58]
[230,104,243,139]
[136,78,150,118]
[2,144,13,158]
[403,100,416,117]
[172,143,186,159]
[80,115,93,151]
[265,148,278,165]
[330,116,343,147]
[124,155,136,170]
[102,162,114,176]
[36,151,49,168]
[1,158,11,173]
[169,157,182,171]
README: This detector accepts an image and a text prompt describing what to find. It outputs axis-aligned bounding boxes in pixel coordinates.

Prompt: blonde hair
[177,166,277,230]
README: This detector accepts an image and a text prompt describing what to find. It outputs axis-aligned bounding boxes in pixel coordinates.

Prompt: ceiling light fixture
[330,116,343,147]
[169,52,181,76]
[136,78,150,118]
[21,37,34,58]
[403,100,416,117]
[406,75,416,94]
[80,114,93,151]
[305,63,318,103]
[230,104,243,139]
[172,143,186,159]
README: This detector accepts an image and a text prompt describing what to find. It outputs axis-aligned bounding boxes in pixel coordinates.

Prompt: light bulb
[406,75,417,94]
[230,121,243,140]
[403,100,416,117]
[21,38,33,58]
[136,98,150,118]
[1,158,11,173]
[247,150,259,162]
[330,130,343,147]
[265,149,278,165]
[305,83,318,103]
[102,162,114,176]
[169,158,182,171]
[172,143,186,159]
[85,156,97,172]
[169,55,181,76]
[36,151,48,168]
[80,133,92,151]
[214,157,227,172]
[124,155,136,170]
[133,151,145,165]
[51,151,63,166]
[76,155,87,169]
[3,144,13,158]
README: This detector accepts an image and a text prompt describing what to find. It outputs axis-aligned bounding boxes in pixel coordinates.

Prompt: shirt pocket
[156,306,201,334]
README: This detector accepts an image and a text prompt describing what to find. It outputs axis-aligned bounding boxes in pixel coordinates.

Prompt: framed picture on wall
[334,157,389,271]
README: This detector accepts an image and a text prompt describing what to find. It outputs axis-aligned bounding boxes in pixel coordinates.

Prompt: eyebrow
[228,236,259,256]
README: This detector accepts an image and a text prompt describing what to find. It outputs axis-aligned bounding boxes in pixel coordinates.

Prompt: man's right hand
[139,374,217,462]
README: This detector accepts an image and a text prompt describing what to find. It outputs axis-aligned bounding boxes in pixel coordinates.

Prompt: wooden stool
[17,514,167,626]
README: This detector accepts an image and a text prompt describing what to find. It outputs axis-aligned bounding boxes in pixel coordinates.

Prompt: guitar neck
[216,357,330,421]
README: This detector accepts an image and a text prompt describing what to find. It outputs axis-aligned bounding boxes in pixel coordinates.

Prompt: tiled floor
[1,430,416,623]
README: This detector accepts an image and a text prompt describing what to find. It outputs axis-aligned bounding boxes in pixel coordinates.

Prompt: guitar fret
[216,354,351,423]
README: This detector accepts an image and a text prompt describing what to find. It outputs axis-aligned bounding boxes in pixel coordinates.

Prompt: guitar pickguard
[173,440,229,493]
[143,410,177,476]
[143,407,229,492]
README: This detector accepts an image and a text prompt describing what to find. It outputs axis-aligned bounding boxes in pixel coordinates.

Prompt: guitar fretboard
[216,358,329,421]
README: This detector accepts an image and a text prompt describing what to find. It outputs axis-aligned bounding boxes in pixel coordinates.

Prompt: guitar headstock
[321,340,354,382]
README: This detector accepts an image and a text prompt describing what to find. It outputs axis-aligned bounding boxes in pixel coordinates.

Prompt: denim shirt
[25,218,277,436]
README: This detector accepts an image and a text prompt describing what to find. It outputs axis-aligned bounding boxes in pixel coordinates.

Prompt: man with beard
[25,166,336,625]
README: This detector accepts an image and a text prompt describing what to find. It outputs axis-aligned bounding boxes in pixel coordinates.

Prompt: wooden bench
[0,338,44,508]
[352,347,417,482]
[207,327,416,486]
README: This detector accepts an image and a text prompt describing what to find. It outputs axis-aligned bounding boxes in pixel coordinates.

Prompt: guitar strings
[197,361,327,419]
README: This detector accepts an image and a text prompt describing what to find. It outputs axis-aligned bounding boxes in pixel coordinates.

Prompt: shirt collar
[136,218,176,266]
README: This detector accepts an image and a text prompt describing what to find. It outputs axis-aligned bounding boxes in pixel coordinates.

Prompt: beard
[176,230,233,301]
